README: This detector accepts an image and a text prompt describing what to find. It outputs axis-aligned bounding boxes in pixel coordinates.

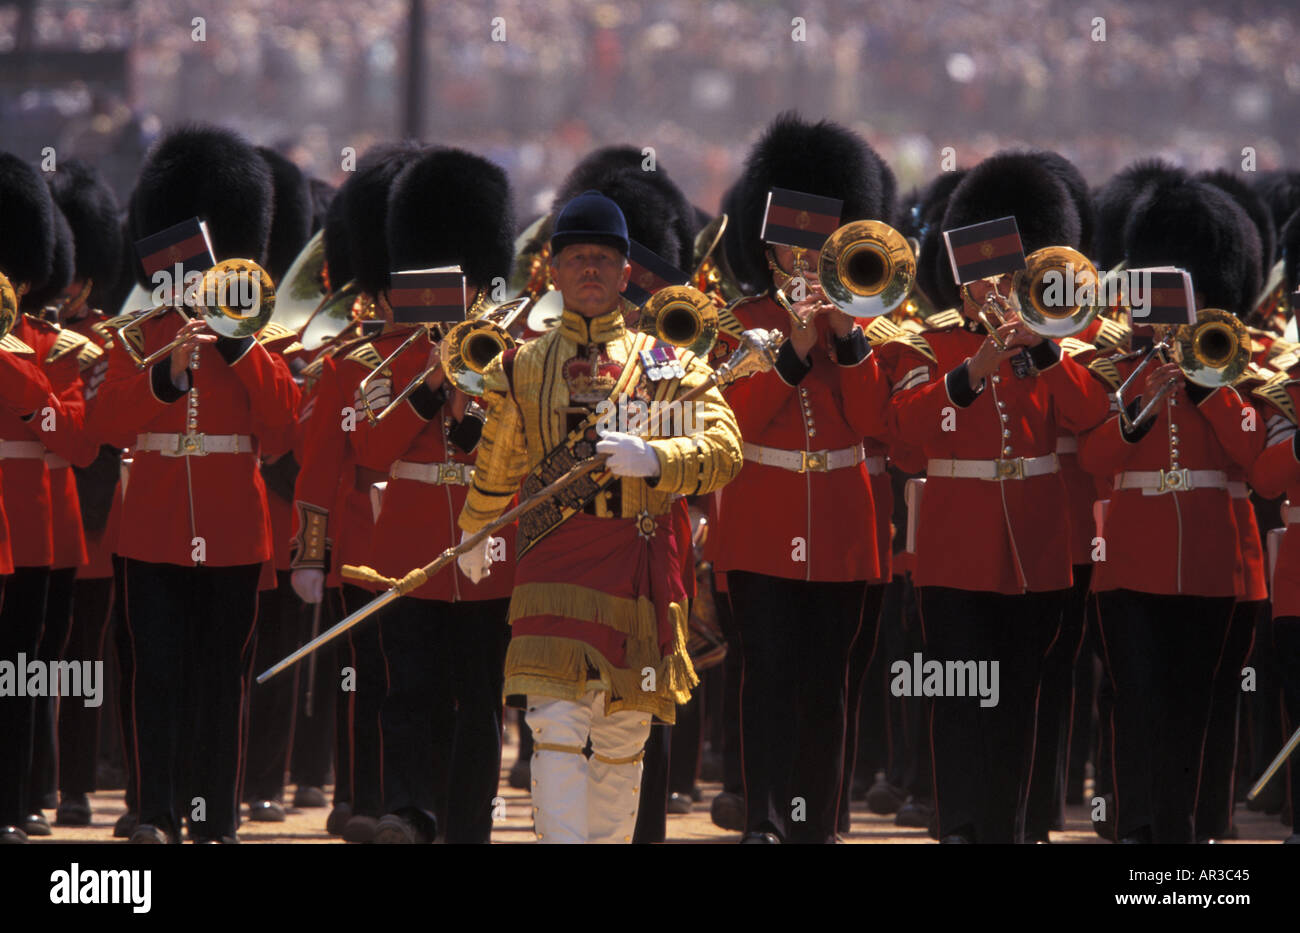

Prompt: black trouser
[341,583,388,817]
[668,695,699,796]
[839,582,887,826]
[634,723,671,844]
[124,559,261,841]
[917,586,1064,844]
[1245,611,1285,810]
[729,571,866,843]
[109,556,137,813]
[57,575,114,797]
[1025,565,1091,838]
[30,566,77,810]
[1274,616,1300,834]
[895,576,932,803]
[244,571,308,802]
[377,595,510,843]
[713,577,744,795]
[1068,600,1101,804]
[1096,589,1232,844]
[1196,599,1259,839]
[0,568,48,826]
[290,588,337,791]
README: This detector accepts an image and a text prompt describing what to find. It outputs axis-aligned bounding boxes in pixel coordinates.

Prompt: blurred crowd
[2,0,1299,217]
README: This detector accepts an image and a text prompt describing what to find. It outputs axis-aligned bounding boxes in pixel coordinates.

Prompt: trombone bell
[642,285,718,358]
[817,220,916,319]
[1174,308,1249,388]
[1015,246,1099,339]
[440,318,517,397]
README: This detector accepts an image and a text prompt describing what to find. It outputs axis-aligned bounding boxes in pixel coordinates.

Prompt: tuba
[114,259,277,369]
[1116,308,1249,432]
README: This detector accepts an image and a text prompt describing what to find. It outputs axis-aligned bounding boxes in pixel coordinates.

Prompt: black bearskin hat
[936,151,1081,310]
[910,169,967,309]
[1033,150,1094,258]
[1197,169,1276,278]
[1092,159,1188,271]
[724,112,896,292]
[24,206,75,310]
[47,159,122,293]
[553,145,695,272]
[129,125,273,287]
[339,141,425,297]
[256,146,314,283]
[387,147,514,289]
[0,151,56,291]
[1124,176,1262,318]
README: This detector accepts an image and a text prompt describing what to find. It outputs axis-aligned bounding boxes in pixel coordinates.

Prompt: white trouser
[525,691,652,844]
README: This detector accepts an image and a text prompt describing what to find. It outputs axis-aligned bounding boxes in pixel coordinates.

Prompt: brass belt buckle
[994,457,1024,480]
[799,450,828,473]
[166,433,204,457]
[1159,468,1190,492]
[438,463,464,485]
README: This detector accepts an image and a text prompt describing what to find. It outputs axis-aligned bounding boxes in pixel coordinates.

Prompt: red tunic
[66,310,118,579]
[1078,361,1261,598]
[0,345,57,574]
[88,308,300,567]
[887,324,1112,594]
[350,329,514,602]
[1246,380,1300,616]
[714,295,889,584]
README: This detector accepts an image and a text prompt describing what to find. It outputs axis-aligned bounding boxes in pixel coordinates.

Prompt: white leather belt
[135,432,254,457]
[1115,469,1227,495]
[743,442,866,473]
[927,454,1058,481]
[0,440,47,459]
[1285,506,1300,525]
[1227,481,1248,499]
[1055,436,1077,454]
[44,453,70,469]
[390,459,474,486]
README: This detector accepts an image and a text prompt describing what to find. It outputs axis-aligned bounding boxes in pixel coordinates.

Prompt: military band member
[888,153,1111,844]
[456,190,742,843]
[1079,175,1263,844]
[711,114,897,844]
[90,125,300,844]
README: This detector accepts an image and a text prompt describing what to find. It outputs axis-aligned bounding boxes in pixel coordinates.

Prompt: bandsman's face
[550,244,630,317]
[961,276,1016,316]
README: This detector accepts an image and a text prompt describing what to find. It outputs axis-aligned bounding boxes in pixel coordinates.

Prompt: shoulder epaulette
[256,321,297,346]
[716,303,745,340]
[864,316,902,347]
[1060,336,1094,358]
[0,333,35,357]
[100,310,149,355]
[887,331,937,364]
[1087,356,1121,391]
[23,312,59,333]
[1270,348,1300,374]
[1093,316,1131,353]
[342,342,385,372]
[1253,372,1298,426]
[278,341,305,357]
[1265,338,1298,363]
[1235,362,1274,389]
[900,317,926,334]
[924,309,963,331]
[75,340,104,371]
[45,328,90,364]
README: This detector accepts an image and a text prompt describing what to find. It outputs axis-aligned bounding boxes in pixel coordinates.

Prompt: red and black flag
[134,217,215,304]
[388,266,467,324]
[1130,267,1196,326]
[943,216,1025,284]
[760,187,842,251]
[623,240,690,307]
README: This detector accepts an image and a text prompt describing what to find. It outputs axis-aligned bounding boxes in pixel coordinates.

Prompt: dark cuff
[19,411,35,422]
[448,415,484,453]
[150,360,187,403]
[945,362,983,408]
[214,335,256,365]
[408,381,449,421]
[831,328,872,366]
[1120,399,1155,444]
[774,340,813,386]
[1293,430,1300,463]
[1185,382,1216,406]
[1027,340,1062,372]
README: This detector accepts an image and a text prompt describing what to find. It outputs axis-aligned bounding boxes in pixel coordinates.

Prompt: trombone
[113,259,277,369]
[0,270,18,341]
[774,220,916,323]
[641,284,719,358]
[969,246,1100,351]
[1115,308,1250,432]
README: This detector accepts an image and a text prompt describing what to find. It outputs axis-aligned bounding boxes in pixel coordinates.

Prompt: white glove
[456,529,493,584]
[595,430,661,478]
[291,568,325,605]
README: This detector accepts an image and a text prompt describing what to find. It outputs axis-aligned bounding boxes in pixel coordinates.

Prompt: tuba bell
[816,220,917,319]
[438,296,529,398]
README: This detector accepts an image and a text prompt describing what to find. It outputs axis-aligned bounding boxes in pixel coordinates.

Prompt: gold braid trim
[533,742,585,755]
[591,750,645,765]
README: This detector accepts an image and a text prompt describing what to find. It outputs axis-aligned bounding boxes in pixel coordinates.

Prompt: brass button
[1002,429,1011,438]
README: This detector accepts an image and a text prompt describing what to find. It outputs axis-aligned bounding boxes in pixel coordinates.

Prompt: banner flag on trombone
[134,217,215,304]
[1128,267,1196,326]
[760,187,842,251]
[943,215,1025,284]
[388,266,467,324]
[624,240,690,307]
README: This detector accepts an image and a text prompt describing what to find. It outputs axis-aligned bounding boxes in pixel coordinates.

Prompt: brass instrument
[115,259,277,369]
[642,284,718,357]
[971,246,1100,351]
[691,214,744,307]
[0,270,18,340]
[274,228,368,351]
[817,220,916,319]
[1116,308,1250,432]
